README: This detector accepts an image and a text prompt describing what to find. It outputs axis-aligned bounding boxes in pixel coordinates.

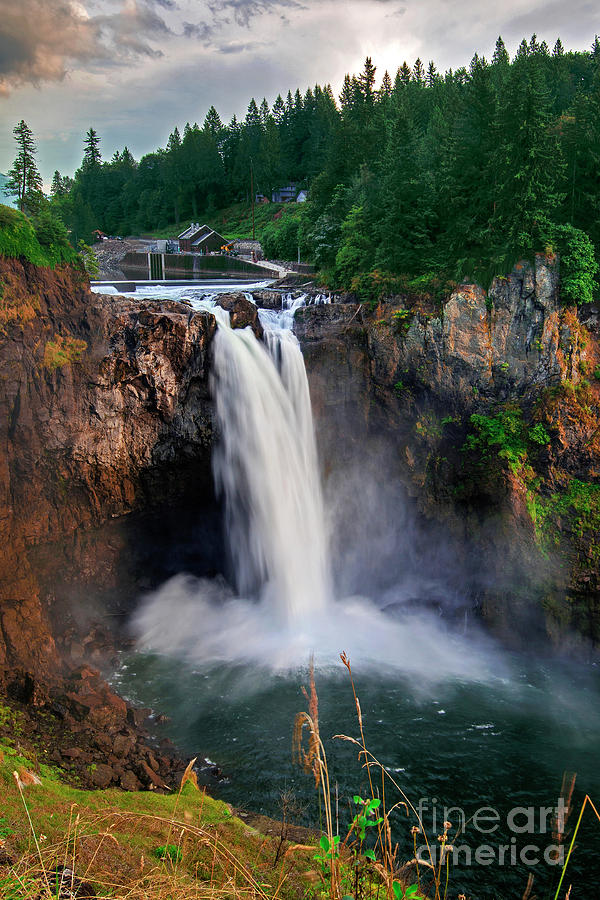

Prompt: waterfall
[133,288,496,677]
[211,308,331,624]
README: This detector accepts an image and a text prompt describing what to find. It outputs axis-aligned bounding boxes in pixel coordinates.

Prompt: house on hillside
[271,184,298,203]
[191,229,229,254]
[178,223,230,254]
[178,223,211,251]
[296,190,308,203]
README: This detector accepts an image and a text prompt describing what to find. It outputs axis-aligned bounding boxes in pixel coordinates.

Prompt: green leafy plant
[391,308,412,335]
[392,883,423,899]
[153,843,183,863]
[313,833,340,875]
[463,406,551,476]
[528,423,551,445]
[77,240,99,276]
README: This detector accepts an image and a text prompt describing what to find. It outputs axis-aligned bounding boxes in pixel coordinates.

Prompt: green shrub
[528,423,551,445]
[0,203,78,269]
[261,204,307,260]
[0,205,47,265]
[528,479,600,559]
[32,206,78,267]
[463,406,551,475]
[537,219,598,305]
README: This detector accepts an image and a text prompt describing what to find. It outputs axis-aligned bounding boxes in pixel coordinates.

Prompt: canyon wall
[296,255,600,650]
[0,257,219,708]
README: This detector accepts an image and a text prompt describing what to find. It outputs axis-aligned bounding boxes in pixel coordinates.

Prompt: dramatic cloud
[0,0,174,95]
[1,0,599,182]
[206,0,304,29]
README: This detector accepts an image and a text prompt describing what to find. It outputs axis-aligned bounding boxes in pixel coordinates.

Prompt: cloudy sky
[0,0,599,184]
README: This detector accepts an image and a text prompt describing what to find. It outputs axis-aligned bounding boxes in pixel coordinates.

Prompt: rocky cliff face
[0,257,224,787]
[296,255,600,650]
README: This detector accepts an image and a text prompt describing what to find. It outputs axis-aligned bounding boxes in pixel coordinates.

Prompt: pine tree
[553,38,564,57]
[413,58,425,85]
[339,74,354,110]
[426,61,438,87]
[374,99,433,272]
[272,94,286,125]
[398,62,412,86]
[83,128,102,167]
[359,57,377,103]
[51,170,65,196]
[245,99,261,128]
[379,70,392,99]
[5,120,43,212]
[167,127,181,152]
[495,52,565,254]
[492,36,509,66]
[285,91,294,118]
[259,98,270,126]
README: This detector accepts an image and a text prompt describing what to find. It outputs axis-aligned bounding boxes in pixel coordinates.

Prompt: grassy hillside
[0,733,312,900]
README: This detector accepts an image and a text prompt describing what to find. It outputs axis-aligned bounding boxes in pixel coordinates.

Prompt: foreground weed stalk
[553,793,600,900]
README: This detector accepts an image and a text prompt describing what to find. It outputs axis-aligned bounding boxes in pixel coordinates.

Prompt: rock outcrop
[296,255,600,650]
[0,257,220,786]
[216,293,263,337]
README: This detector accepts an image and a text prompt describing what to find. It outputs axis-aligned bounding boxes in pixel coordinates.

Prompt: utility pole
[250,158,255,241]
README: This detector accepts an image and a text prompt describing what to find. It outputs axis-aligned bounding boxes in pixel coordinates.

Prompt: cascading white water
[133,286,498,677]
[211,306,331,623]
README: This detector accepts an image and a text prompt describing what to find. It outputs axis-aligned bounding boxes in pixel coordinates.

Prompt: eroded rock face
[296,256,600,650]
[0,257,225,788]
[0,257,217,687]
[297,256,583,435]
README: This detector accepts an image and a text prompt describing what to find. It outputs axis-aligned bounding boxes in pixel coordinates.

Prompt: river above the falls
[101,280,600,899]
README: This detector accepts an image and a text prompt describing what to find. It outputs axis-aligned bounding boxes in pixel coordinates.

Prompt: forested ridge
[26,35,600,295]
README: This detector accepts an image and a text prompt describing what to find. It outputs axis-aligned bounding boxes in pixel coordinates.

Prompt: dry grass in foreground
[0,747,311,900]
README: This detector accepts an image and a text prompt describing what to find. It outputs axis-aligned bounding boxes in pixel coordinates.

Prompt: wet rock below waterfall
[0,663,225,793]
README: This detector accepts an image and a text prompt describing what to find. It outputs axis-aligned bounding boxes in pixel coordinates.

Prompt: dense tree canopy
[41,35,600,297]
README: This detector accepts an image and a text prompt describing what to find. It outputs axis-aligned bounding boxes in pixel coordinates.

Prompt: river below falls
[113,649,600,898]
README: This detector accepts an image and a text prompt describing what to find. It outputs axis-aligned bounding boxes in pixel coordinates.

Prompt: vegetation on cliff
[0,205,77,269]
